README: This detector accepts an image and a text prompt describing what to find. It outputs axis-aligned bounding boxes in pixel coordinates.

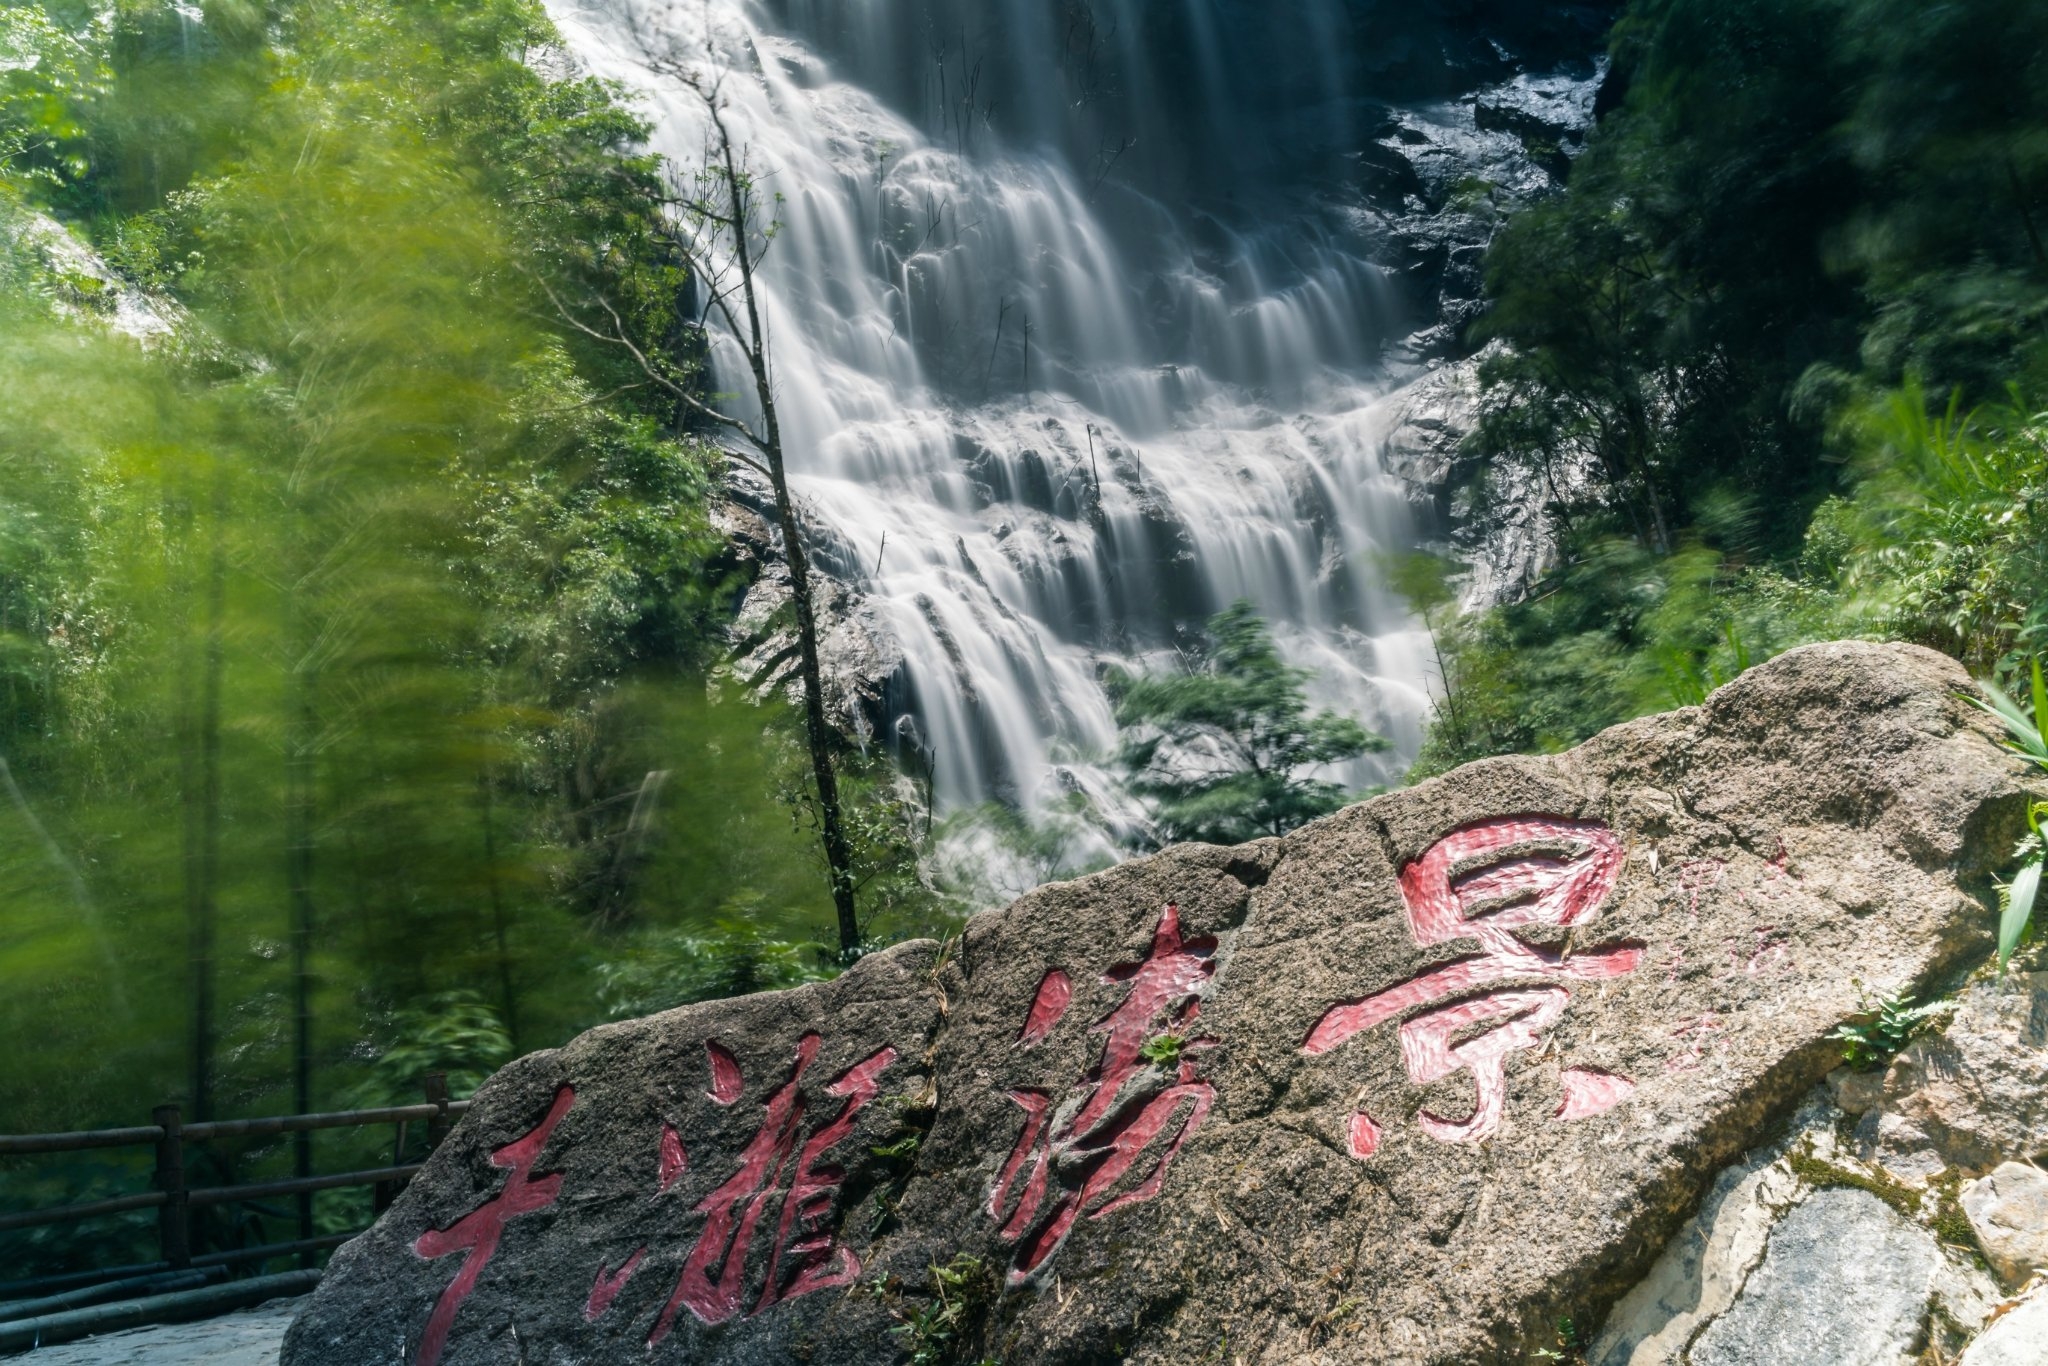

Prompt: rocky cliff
[282,641,2046,1365]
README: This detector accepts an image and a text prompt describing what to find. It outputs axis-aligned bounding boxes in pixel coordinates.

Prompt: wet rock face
[284,641,2026,1366]
[1358,62,1604,357]
[714,492,905,742]
[1378,348,1596,608]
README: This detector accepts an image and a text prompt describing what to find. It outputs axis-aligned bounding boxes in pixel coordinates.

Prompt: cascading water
[543,0,1454,843]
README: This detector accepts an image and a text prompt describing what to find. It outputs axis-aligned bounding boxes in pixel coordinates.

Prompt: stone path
[9,1296,296,1365]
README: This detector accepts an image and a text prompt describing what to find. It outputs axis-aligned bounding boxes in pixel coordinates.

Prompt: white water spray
[545,0,1438,838]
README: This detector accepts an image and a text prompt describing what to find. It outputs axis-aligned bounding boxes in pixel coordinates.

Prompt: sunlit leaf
[2002,858,2040,972]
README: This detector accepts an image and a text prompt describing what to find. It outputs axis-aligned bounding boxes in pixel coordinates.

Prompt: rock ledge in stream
[284,641,2027,1365]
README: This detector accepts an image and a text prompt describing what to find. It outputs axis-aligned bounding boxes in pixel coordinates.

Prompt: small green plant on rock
[871,1133,923,1161]
[1828,988,1955,1070]
[878,1253,996,1366]
[864,1094,934,1237]
[1994,830,2046,971]
[1139,1033,1185,1067]
[1530,1315,1586,1363]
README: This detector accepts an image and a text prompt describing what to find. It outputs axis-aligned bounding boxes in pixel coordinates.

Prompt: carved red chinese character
[1303,816,1642,1144]
[988,904,1217,1283]
[643,1034,896,1345]
[412,1086,575,1366]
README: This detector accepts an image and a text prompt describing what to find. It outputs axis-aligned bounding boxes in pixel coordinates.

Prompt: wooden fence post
[424,1073,450,1151]
[151,1105,190,1270]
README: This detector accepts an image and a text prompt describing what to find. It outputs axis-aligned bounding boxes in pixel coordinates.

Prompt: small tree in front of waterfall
[536,62,867,960]
[1108,601,1386,847]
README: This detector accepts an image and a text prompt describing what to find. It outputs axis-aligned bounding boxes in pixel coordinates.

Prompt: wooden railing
[0,1072,470,1331]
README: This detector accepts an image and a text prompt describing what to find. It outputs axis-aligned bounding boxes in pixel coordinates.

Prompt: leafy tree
[1405,534,1840,778]
[1832,383,2048,676]
[0,4,106,203]
[1469,0,1860,561]
[592,908,833,1022]
[1841,0,2048,389]
[1425,0,2048,773]
[538,69,873,960]
[350,991,514,1107]
[1109,601,1385,845]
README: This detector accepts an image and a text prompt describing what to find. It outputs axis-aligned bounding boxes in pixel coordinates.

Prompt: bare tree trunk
[479,774,520,1052]
[708,115,862,958]
[1425,610,1465,755]
[2008,155,2047,274]
[536,72,866,958]
[284,563,317,1257]
[768,468,859,954]
[176,514,203,1113]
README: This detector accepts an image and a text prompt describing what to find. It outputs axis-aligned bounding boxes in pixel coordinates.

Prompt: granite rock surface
[1957,1282,2048,1366]
[1858,971,2048,1182]
[1686,1189,1942,1366]
[1964,1163,2048,1289]
[283,641,2029,1365]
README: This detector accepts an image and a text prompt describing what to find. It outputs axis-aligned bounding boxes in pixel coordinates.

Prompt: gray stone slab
[1964,1162,2048,1288]
[12,1296,295,1366]
[1689,1189,1938,1366]
[1959,1284,2048,1366]
[1588,1101,1819,1366]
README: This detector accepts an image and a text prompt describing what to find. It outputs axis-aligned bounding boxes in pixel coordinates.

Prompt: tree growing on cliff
[540,64,863,958]
[1108,601,1386,846]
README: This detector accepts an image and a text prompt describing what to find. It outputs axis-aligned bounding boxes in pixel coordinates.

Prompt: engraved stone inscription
[411,1087,575,1366]
[988,904,1218,1283]
[646,1034,897,1343]
[1304,817,1642,1144]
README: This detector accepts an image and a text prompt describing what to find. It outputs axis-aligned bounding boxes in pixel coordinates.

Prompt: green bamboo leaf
[2002,858,2040,972]
[1971,683,2048,760]
[1978,680,2033,729]
[2029,659,2046,753]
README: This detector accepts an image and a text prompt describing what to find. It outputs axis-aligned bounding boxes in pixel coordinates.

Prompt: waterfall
[544,0,1443,840]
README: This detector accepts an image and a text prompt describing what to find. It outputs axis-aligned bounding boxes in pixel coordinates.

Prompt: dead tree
[537,72,863,958]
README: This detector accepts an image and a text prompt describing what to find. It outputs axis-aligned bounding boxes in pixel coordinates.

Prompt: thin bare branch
[523,266,770,450]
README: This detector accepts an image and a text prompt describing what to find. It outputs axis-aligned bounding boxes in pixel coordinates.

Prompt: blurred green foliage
[928,791,1115,913]
[0,0,947,1279]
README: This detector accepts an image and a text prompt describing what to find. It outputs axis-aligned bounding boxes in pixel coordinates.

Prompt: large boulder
[284,641,2029,1365]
